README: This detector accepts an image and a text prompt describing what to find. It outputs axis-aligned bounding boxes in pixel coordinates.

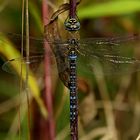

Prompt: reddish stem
[70,0,77,18]
[42,0,55,140]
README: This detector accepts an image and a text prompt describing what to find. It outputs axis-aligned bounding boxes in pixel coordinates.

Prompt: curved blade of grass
[0,34,47,118]
[78,0,140,19]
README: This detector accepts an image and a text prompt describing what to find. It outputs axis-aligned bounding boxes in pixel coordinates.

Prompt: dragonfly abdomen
[68,51,78,138]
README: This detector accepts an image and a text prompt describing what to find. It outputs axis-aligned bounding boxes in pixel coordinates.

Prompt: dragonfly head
[65,18,80,31]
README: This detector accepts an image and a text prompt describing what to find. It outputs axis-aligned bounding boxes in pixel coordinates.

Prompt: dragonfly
[1,2,140,86]
[2,24,140,85]
[1,3,140,140]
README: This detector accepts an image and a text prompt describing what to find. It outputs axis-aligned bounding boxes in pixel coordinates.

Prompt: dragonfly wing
[78,36,140,75]
[2,55,45,76]
[52,44,70,88]
[1,29,70,87]
[2,49,70,88]
[79,35,140,55]
[78,54,140,77]
[79,35,140,45]
[0,32,69,55]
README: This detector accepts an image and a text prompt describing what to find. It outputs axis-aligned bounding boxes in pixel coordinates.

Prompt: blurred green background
[0,0,140,140]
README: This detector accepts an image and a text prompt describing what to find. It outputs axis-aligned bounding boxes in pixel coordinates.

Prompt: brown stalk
[42,0,55,140]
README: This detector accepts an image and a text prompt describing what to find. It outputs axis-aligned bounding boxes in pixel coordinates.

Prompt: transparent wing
[78,35,140,76]
[0,31,69,75]
[2,55,45,76]
[2,54,69,75]
[0,32,70,56]
[78,54,140,77]
[0,32,68,44]
[79,35,139,55]
[2,54,70,88]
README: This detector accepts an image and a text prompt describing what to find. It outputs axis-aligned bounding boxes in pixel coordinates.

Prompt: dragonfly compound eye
[65,18,80,31]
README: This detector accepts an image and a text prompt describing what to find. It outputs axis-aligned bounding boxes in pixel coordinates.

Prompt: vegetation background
[0,0,140,140]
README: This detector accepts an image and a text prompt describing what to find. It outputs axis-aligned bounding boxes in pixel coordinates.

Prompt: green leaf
[78,0,140,19]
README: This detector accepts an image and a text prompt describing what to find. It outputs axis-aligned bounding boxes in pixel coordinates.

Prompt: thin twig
[18,0,25,139]
[25,0,31,139]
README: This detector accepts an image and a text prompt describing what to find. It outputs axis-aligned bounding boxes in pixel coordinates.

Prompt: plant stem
[42,0,55,140]
[25,0,31,139]
[70,0,77,18]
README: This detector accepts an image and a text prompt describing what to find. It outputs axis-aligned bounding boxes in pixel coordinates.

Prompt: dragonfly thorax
[68,38,79,45]
[67,38,79,55]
